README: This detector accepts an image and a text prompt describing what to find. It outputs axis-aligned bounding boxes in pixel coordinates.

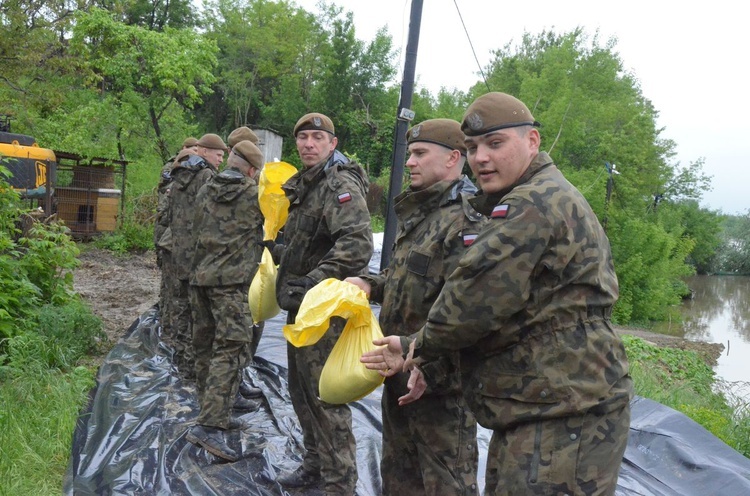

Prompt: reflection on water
[652,275,750,393]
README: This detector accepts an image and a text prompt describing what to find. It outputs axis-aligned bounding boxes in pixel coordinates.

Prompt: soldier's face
[405,142,454,190]
[296,130,337,168]
[200,146,225,168]
[465,127,539,193]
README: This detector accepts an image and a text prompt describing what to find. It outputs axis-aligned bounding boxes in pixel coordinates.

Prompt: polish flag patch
[338,192,352,203]
[491,204,510,218]
[463,233,477,246]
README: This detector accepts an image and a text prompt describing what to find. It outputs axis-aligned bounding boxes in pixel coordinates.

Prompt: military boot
[277,464,322,488]
[233,394,261,412]
[239,381,263,399]
[185,425,238,462]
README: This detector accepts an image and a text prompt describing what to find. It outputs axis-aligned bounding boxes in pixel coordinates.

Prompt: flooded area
[652,275,750,403]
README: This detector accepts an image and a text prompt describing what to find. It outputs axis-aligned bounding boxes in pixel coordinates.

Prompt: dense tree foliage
[0,1,734,324]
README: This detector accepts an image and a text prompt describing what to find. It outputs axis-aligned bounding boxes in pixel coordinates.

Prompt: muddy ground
[73,247,724,366]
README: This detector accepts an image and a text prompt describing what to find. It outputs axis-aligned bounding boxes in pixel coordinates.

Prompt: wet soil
[72,247,725,366]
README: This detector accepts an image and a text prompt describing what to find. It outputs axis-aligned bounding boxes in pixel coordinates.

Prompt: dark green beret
[196,133,227,151]
[231,140,264,169]
[293,112,335,137]
[461,92,540,137]
[406,118,466,155]
[228,126,259,147]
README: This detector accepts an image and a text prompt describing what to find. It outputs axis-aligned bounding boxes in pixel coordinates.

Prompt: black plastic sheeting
[63,303,750,495]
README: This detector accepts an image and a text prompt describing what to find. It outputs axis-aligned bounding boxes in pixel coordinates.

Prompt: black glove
[256,240,283,264]
[280,276,316,312]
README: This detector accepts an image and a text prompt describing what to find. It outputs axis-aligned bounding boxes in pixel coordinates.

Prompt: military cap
[227,126,259,147]
[461,92,540,137]
[173,147,193,164]
[293,112,335,137]
[182,137,198,148]
[196,133,227,150]
[406,118,467,155]
[232,140,264,169]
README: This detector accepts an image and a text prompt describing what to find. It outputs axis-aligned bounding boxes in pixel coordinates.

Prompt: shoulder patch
[490,204,509,218]
[462,233,477,246]
[338,192,352,204]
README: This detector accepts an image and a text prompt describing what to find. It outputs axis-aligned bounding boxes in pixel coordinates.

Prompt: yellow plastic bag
[258,161,297,241]
[283,278,373,347]
[319,320,385,404]
[248,247,280,324]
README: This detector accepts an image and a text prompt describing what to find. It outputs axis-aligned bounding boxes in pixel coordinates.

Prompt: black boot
[185,425,238,462]
[239,381,263,399]
[233,394,261,412]
[277,465,321,488]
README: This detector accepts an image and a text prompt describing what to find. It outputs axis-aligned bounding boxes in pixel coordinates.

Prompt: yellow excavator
[0,114,56,214]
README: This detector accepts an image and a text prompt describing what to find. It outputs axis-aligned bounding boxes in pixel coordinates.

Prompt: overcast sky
[295,0,749,215]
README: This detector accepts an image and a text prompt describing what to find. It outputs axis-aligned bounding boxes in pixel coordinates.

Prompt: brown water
[652,275,750,397]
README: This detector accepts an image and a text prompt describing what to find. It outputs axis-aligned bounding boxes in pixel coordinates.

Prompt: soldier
[274,113,373,495]
[185,140,266,462]
[346,119,484,495]
[155,137,198,344]
[226,125,265,401]
[168,133,226,379]
[362,92,633,495]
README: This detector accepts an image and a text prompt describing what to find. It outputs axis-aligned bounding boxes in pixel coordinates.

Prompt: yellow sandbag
[248,247,280,324]
[319,320,385,404]
[258,161,297,241]
[282,278,374,347]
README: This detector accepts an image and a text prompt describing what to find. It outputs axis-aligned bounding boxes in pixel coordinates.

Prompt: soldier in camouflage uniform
[347,119,485,495]
[168,133,226,379]
[274,113,373,495]
[155,137,198,344]
[226,126,264,400]
[362,92,633,496]
[184,140,266,462]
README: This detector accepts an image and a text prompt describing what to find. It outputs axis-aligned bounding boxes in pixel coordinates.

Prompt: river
[651,275,750,404]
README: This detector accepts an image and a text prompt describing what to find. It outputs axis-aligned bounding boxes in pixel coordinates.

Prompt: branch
[548,101,571,155]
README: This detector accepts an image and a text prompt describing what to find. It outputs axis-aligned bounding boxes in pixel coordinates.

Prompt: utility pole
[380,0,423,271]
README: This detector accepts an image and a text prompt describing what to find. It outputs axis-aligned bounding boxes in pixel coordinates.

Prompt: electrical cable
[452,0,491,92]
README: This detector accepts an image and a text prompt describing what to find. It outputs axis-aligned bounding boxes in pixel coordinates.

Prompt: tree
[69,8,218,160]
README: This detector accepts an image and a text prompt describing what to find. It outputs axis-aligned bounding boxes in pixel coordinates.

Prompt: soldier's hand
[403,339,425,372]
[361,336,404,377]
[344,277,371,298]
[398,367,427,406]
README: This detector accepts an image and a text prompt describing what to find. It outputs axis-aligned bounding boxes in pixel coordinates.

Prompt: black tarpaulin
[64,305,750,495]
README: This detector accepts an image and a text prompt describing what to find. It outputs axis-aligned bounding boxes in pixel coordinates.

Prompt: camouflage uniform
[168,155,217,376]
[276,149,373,495]
[188,167,263,428]
[412,152,633,496]
[155,160,175,342]
[363,176,484,496]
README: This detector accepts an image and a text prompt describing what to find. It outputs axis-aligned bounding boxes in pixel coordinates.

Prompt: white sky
[296,0,749,215]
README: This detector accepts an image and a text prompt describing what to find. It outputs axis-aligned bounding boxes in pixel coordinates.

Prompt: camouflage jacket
[412,152,631,429]
[153,158,175,248]
[364,176,484,395]
[169,154,217,280]
[276,150,373,310]
[190,167,263,287]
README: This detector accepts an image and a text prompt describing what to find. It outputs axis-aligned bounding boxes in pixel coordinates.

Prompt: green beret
[293,112,335,137]
[406,118,466,155]
[461,92,540,137]
[228,126,259,147]
[232,140,264,169]
[182,137,198,148]
[196,133,227,151]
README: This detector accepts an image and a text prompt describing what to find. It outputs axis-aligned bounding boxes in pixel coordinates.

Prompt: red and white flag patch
[463,233,477,246]
[338,192,352,204]
[491,204,509,218]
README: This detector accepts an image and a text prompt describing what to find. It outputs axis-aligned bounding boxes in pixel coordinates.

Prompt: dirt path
[72,247,724,365]
[73,247,161,350]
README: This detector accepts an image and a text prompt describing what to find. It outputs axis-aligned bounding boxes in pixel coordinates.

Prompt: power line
[452,0,491,92]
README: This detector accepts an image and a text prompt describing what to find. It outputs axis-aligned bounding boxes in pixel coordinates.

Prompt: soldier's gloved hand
[284,276,317,311]
[256,240,283,264]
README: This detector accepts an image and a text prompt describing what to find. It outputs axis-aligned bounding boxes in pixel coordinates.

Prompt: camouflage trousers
[484,401,631,495]
[157,249,178,344]
[171,279,195,378]
[381,382,479,496]
[286,314,357,495]
[189,284,255,428]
